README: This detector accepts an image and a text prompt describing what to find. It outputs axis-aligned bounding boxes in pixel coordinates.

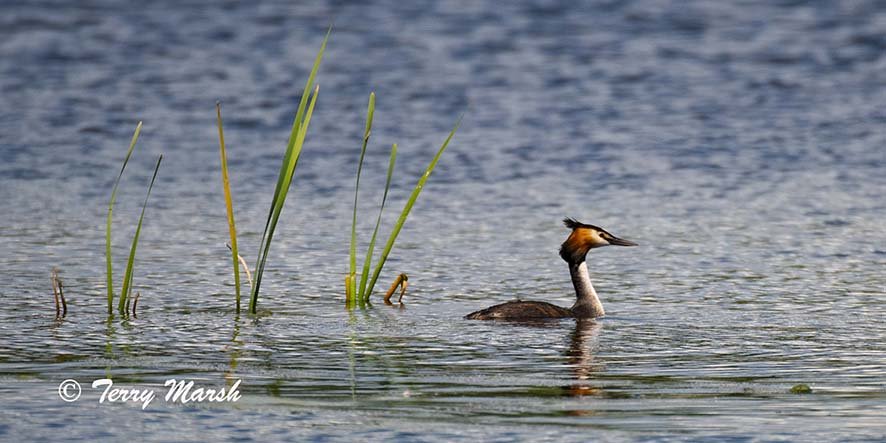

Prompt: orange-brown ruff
[465,218,637,320]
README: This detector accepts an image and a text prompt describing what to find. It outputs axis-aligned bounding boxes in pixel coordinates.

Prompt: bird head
[559,218,637,263]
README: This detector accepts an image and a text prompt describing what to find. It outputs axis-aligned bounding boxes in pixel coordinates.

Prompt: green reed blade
[251,85,320,309]
[250,29,329,314]
[364,117,462,299]
[118,155,162,315]
[106,121,142,315]
[250,84,321,313]
[217,103,242,313]
[255,29,328,263]
[349,92,375,303]
[358,143,397,302]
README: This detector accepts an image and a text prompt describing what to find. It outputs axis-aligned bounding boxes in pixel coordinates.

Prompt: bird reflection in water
[485,318,605,400]
[564,319,603,398]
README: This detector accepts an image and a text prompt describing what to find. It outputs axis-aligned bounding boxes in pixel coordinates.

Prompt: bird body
[465,218,636,320]
[464,300,573,320]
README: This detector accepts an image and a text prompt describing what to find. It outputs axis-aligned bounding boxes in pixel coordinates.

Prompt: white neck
[569,261,604,318]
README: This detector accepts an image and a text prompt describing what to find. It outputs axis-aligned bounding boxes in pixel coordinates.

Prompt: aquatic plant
[118,155,163,316]
[349,138,396,305]
[248,29,328,314]
[226,244,253,289]
[346,94,462,305]
[790,383,812,394]
[51,267,66,318]
[383,273,408,305]
[104,122,162,317]
[216,103,243,313]
[347,92,376,300]
[105,122,141,314]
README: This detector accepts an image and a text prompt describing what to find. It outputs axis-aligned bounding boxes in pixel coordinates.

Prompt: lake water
[1,0,885,441]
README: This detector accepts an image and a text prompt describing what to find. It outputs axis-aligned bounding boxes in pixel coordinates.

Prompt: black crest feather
[563,217,583,229]
[563,217,601,230]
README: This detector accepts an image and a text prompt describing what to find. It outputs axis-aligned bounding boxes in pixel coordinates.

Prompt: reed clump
[346,93,461,306]
[105,122,162,317]
[217,30,328,314]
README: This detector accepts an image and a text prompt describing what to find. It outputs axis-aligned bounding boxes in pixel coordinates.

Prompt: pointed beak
[607,236,638,246]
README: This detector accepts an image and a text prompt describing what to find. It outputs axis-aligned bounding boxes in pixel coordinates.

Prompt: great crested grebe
[465,218,637,320]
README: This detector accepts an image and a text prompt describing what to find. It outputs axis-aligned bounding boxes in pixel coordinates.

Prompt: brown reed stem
[51,268,61,318]
[58,279,67,318]
[383,273,408,305]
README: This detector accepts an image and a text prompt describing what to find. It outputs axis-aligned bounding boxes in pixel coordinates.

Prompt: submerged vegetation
[346,93,462,306]
[104,122,162,317]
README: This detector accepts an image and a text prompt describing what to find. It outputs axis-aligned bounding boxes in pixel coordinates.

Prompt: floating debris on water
[790,384,812,394]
